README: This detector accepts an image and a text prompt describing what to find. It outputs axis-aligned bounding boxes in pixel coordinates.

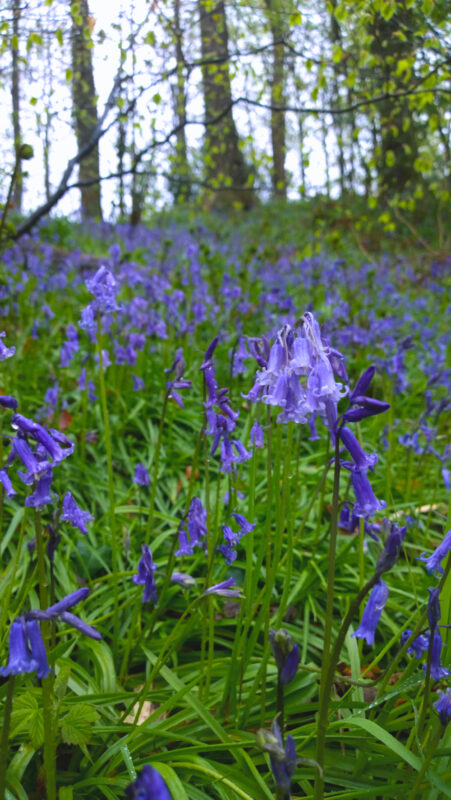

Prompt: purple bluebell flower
[232,336,249,376]
[26,621,51,679]
[434,689,451,726]
[26,587,102,641]
[0,468,16,497]
[12,437,50,484]
[342,365,389,423]
[426,631,450,681]
[25,470,53,508]
[427,587,441,633]
[375,519,407,576]
[0,618,38,677]
[418,529,451,575]
[339,501,359,534]
[269,629,300,685]
[125,764,172,800]
[44,383,59,411]
[0,331,15,361]
[61,491,94,535]
[171,572,197,588]
[85,265,118,313]
[250,420,264,448]
[60,324,79,367]
[134,464,150,487]
[133,544,158,604]
[218,525,240,564]
[401,630,429,658]
[257,719,296,795]
[203,578,242,597]
[176,497,207,556]
[11,414,74,465]
[0,395,18,410]
[339,426,378,473]
[132,375,145,391]
[351,471,386,518]
[352,579,389,645]
[200,336,220,371]
[165,348,191,407]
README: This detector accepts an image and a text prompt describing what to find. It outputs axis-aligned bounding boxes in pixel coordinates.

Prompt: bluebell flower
[60,324,79,367]
[250,420,264,448]
[0,468,16,497]
[176,497,207,556]
[375,519,406,576]
[339,501,359,534]
[0,395,18,410]
[0,618,38,677]
[61,491,94,535]
[44,382,59,411]
[351,471,386,518]
[27,588,102,641]
[203,578,242,598]
[257,719,296,795]
[132,375,145,391]
[401,630,429,658]
[125,764,172,799]
[133,544,158,604]
[0,331,15,361]
[339,426,378,473]
[426,631,450,681]
[351,579,389,645]
[26,621,51,679]
[171,572,197,588]
[12,437,50,485]
[418,529,451,575]
[85,265,118,313]
[269,629,300,685]
[434,688,451,726]
[25,470,54,508]
[134,464,150,487]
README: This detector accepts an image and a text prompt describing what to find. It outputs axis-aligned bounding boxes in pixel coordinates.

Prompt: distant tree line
[0,0,450,233]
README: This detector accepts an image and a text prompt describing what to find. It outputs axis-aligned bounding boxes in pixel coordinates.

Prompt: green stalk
[314,434,341,800]
[96,318,119,647]
[204,468,222,700]
[34,510,56,800]
[0,675,15,800]
[407,724,445,800]
[261,407,276,723]
[416,624,434,737]
[145,390,169,543]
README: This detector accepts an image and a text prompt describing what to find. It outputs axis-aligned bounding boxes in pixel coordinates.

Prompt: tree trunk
[11,0,22,212]
[199,0,254,210]
[170,0,192,202]
[265,1,287,199]
[70,0,102,220]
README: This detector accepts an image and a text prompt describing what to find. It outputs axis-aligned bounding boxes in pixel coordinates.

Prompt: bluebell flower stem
[314,435,341,800]
[34,510,56,800]
[145,390,169,543]
[274,422,294,627]
[96,319,119,649]
[277,674,285,739]
[261,408,276,723]
[417,628,434,737]
[205,469,222,700]
[0,675,15,799]
[407,724,445,800]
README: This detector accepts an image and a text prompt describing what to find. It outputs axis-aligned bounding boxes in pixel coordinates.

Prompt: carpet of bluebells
[0,217,450,800]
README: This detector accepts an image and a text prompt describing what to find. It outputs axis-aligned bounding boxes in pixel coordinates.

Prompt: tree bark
[70,0,102,219]
[11,0,22,212]
[170,0,192,202]
[266,2,287,199]
[199,0,254,210]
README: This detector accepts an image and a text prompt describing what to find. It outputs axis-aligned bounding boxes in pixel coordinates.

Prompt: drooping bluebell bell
[434,688,451,726]
[0,395,18,410]
[375,519,406,576]
[125,764,172,800]
[426,631,450,681]
[339,426,378,473]
[44,382,59,411]
[171,572,197,588]
[256,719,296,796]
[0,468,16,497]
[418,529,451,575]
[11,437,50,485]
[61,491,94,535]
[401,630,429,658]
[351,579,389,645]
[427,587,441,633]
[85,265,119,313]
[342,365,390,424]
[134,463,150,487]
[132,375,145,392]
[176,497,207,556]
[0,331,15,361]
[60,323,79,367]
[26,620,51,679]
[133,544,158,604]
[165,348,191,408]
[250,420,264,448]
[27,587,102,641]
[25,469,54,508]
[269,629,300,685]
[203,578,243,598]
[350,471,386,519]
[339,501,359,534]
[0,618,40,677]
[11,413,74,465]
[218,513,255,564]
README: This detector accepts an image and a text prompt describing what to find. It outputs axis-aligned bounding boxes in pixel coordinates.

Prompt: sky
[2,0,334,221]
